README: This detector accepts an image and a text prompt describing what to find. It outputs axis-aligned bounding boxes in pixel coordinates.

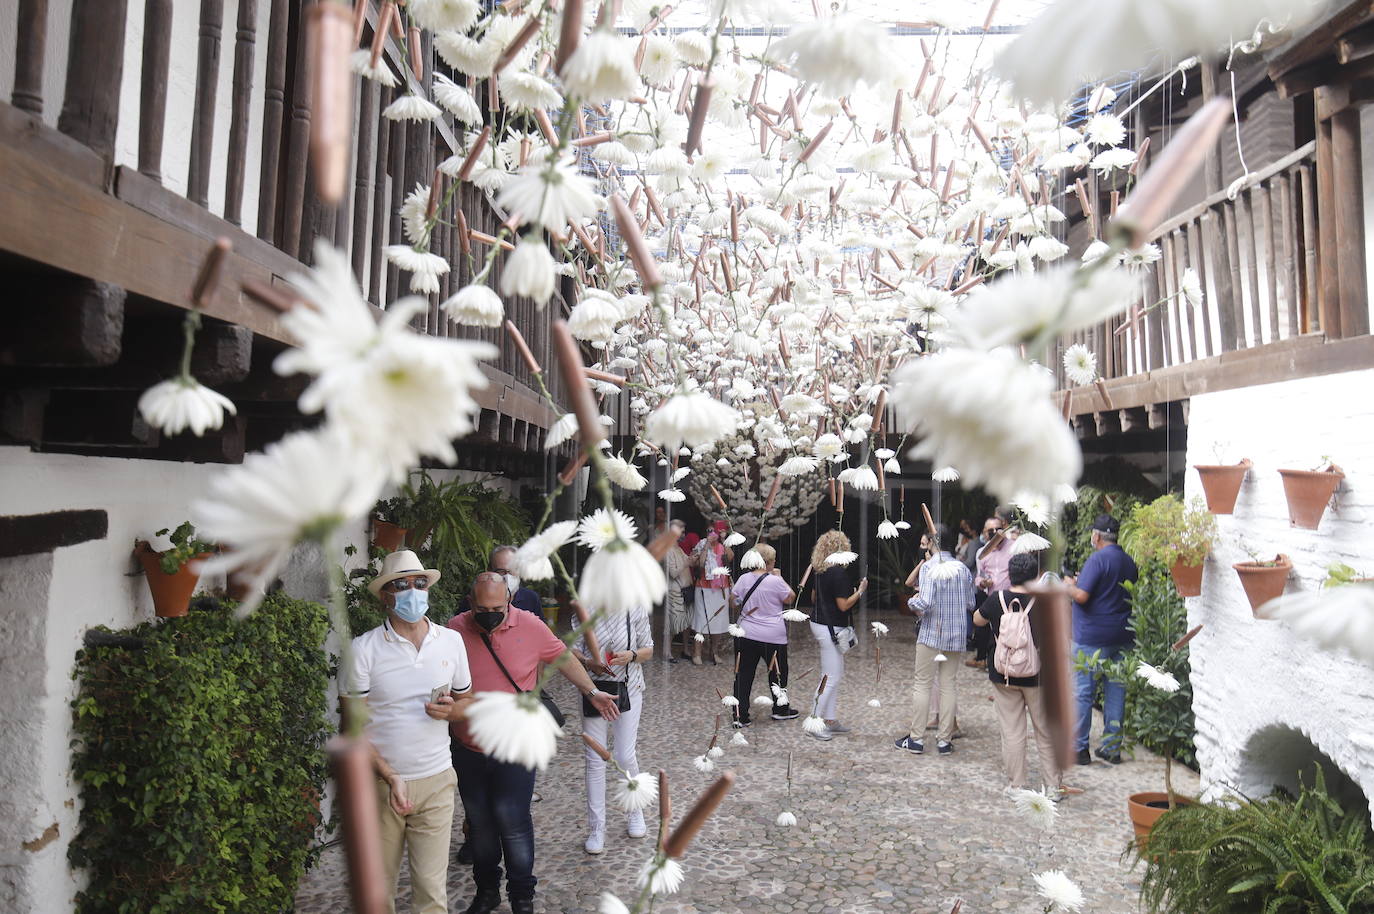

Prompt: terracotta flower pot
[1233,554,1292,615]
[1129,791,1193,842]
[1169,558,1204,598]
[136,541,212,618]
[1277,465,1343,529]
[370,520,408,552]
[1193,459,1251,514]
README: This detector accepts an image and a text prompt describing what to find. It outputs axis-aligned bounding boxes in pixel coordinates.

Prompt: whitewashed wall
[0,445,369,914]
[1183,367,1374,822]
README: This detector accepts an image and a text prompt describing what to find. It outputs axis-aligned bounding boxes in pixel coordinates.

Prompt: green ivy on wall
[69,594,331,914]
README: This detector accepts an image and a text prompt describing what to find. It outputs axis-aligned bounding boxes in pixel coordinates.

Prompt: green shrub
[1134,769,1374,914]
[1061,484,1147,573]
[1122,494,1218,567]
[69,594,331,914]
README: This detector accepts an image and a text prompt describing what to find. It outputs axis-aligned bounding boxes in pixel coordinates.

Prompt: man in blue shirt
[1065,514,1138,765]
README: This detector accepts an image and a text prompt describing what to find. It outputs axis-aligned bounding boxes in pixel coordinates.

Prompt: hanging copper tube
[551,320,607,449]
[371,2,395,69]
[457,126,491,181]
[309,2,353,205]
[684,78,714,157]
[656,770,671,851]
[797,120,833,163]
[555,0,584,73]
[242,278,305,313]
[609,194,663,289]
[330,736,389,914]
[504,320,542,373]
[662,773,735,858]
[407,24,423,81]
[492,15,542,75]
[191,237,232,309]
[352,0,369,46]
[764,473,782,512]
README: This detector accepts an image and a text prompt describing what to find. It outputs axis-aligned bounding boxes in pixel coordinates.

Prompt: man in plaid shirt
[896,523,976,756]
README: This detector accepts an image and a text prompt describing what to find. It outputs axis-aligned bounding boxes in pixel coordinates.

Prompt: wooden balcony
[0,0,567,472]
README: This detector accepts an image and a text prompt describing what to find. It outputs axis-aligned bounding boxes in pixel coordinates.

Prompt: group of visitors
[351,503,1140,913]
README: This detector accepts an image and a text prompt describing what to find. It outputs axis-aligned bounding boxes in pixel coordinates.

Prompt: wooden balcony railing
[2,0,566,461]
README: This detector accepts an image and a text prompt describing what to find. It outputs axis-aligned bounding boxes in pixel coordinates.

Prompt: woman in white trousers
[574,605,654,854]
[807,529,868,739]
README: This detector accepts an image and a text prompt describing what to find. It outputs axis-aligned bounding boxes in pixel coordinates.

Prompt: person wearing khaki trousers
[375,768,459,913]
[973,553,1063,794]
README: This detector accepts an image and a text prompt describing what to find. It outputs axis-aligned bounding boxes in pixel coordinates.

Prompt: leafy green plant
[1122,494,1218,568]
[1060,484,1146,573]
[1076,562,1196,800]
[1324,562,1367,588]
[371,495,420,529]
[152,521,216,574]
[69,593,331,913]
[1133,769,1374,914]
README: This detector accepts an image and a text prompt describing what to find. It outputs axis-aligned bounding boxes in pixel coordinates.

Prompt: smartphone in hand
[429,684,450,704]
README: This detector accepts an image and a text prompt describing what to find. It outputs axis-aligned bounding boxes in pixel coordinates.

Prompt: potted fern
[134,522,216,618]
[1122,495,1218,598]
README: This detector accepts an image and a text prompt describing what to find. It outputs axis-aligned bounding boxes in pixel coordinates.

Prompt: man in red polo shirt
[448,573,619,914]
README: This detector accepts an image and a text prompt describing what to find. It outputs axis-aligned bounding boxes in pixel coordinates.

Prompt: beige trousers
[376,766,458,914]
[908,644,963,743]
[992,682,1061,790]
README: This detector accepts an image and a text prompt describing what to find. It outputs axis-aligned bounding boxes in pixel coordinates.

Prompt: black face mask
[475,610,506,632]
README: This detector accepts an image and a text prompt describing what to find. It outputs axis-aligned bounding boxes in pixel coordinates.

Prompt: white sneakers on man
[627,810,647,838]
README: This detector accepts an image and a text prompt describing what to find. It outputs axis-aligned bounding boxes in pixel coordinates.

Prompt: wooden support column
[138,0,174,182]
[58,0,130,165]
[256,0,291,243]
[1201,61,1240,352]
[12,0,48,116]
[187,0,226,208]
[351,79,380,284]
[1315,91,1343,337]
[1329,99,1370,337]
[282,2,313,257]
[224,0,259,225]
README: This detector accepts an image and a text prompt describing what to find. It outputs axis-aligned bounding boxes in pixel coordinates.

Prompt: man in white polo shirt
[350,550,472,914]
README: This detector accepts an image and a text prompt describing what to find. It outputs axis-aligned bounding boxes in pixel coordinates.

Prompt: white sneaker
[584,830,605,854]
[805,728,833,741]
[626,811,647,838]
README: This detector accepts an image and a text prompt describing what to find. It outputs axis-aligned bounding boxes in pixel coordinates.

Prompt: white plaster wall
[1183,368,1374,822]
[0,445,368,914]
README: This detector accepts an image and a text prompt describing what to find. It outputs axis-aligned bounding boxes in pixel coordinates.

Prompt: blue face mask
[392,588,429,623]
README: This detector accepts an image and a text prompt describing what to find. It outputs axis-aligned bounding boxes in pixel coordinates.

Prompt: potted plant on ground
[1232,550,1292,615]
[1191,457,1251,515]
[134,522,216,618]
[1122,495,1218,598]
[1276,458,1343,529]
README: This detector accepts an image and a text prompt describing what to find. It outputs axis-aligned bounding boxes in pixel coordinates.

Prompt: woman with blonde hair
[807,529,867,740]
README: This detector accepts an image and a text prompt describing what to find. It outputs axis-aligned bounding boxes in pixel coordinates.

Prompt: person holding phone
[572,604,654,854]
[348,550,473,914]
[809,529,867,740]
[689,520,735,665]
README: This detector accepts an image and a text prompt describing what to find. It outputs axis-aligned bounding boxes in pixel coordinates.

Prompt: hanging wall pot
[1276,465,1343,529]
[1192,459,1251,514]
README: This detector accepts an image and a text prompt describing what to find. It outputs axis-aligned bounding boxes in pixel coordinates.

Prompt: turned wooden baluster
[224,0,258,224]
[281,1,313,257]
[136,0,173,182]
[256,0,290,243]
[188,0,225,208]
[350,79,380,283]
[369,86,394,306]
[58,0,130,164]
[12,0,48,116]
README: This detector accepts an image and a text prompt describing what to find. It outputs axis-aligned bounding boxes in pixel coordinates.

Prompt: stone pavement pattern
[296,614,1197,913]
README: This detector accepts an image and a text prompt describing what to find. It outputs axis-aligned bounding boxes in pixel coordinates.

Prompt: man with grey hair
[458,545,545,620]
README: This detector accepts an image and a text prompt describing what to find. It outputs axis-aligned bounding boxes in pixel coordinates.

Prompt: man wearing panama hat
[350,549,473,914]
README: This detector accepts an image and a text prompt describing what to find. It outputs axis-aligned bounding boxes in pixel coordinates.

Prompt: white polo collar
[382,617,438,643]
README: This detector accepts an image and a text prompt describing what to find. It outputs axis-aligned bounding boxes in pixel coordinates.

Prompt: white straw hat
[368,549,441,597]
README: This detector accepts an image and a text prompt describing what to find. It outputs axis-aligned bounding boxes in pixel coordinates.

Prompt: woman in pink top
[729,544,799,726]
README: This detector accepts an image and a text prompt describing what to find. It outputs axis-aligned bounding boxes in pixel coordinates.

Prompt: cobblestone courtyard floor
[297,612,1196,913]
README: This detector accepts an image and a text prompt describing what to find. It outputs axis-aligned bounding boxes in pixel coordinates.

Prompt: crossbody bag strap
[737,573,768,616]
[478,631,525,693]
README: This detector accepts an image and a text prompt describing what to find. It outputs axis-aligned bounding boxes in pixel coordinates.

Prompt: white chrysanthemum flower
[825,551,857,567]
[995,0,1307,103]
[567,295,623,343]
[434,31,492,75]
[1010,788,1058,831]
[599,892,631,914]
[138,377,237,438]
[884,457,902,474]
[1033,870,1085,912]
[932,466,960,483]
[766,13,899,97]
[409,0,480,31]
[431,73,482,125]
[813,433,845,460]
[867,698,882,708]
[193,427,386,613]
[877,521,899,540]
[441,283,504,327]
[577,508,639,551]
[383,245,450,294]
[1091,147,1138,173]
[933,653,948,663]
[512,520,578,581]
[848,465,879,491]
[1181,267,1205,308]
[498,155,601,231]
[561,29,641,100]
[1085,113,1126,147]
[349,49,398,86]
[778,455,821,476]
[603,455,648,491]
[692,754,715,773]
[709,566,730,578]
[730,731,749,746]
[775,811,797,827]
[1255,584,1374,663]
[871,621,889,636]
[740,549,765,570]
[1012,532,1052,554]
[1014,491,1052,527]
[658,488,687,503]
[753,695,773,707]
[400,184,431,247]
[894,521,912,531]
[499,237,557,305]
[891,348,1082,502]
[578,540,668,614]
[693,632,706,643]
[498,71,563,111]
[638,856,685,895]
[801,715,828,735]
[720,695,740,709]
[926,559,965,583]
[644,391,742,451]
[466,691,564,770]
[770,684,789,706]
[673,30,711,65]
[1136,661,1181,692]
[545,413,578,450]
[723,531,747,547]
[383,93,441,122]
[614,772,659,812]
[728,623,746,638]
[640,35,678,85]
[952,266,1139,351]
[1063,344,1098,385]
[781,609,810,623]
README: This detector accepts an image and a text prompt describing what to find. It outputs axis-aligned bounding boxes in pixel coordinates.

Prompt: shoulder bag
[582,614,635,718]
[478,631,568,728]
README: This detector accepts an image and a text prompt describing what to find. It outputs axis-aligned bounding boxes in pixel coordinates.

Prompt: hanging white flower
[825,551,858,567]
[801,715,828,736]
[383,245,450,294]
[951,266,1139,351]
[932,466,960,483]
[692,754,715,773]
[753,694,774,707]
[638,855,685,895]
[466,691,563,771]
[599,892,631,914]
[603,455,648,491]
[409,0,480,32]
[766,13,899,98]
[1013,491,1053,527]
[1009,788,1058,831]
[1136,661,1181,693]
[729,730,748,746]
[499,236,557,306]
[728,623,745,638]
[349,49,398,87]
[723,531,747,547]
[1063,344,1098,385]
[545,413,578,450]
[441,283,504,327]
[1012,532,1052,554]
[1181,268,1205,309]
[867,698,882,708]
[781,609,810,623]
[778,455,821,476]
[614,772,659,812]
[658,488,687,503]
[848,465,879,491]
[1033,870,1085,912]
[497,155,602,231]
[1255,584,1374,664]
[877,521,899,540]
[431,73,482,124]
[644,391,742,451]
[775,811,797,827]
[578,540,668,614]
[138,377,237,438]
[383,93,441,122]
[871,621,889,636]
[739,549,765,570]
[561,28,642,100]
[512,521,578,581]
[499,71,564,111]
[577,508,639,551]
